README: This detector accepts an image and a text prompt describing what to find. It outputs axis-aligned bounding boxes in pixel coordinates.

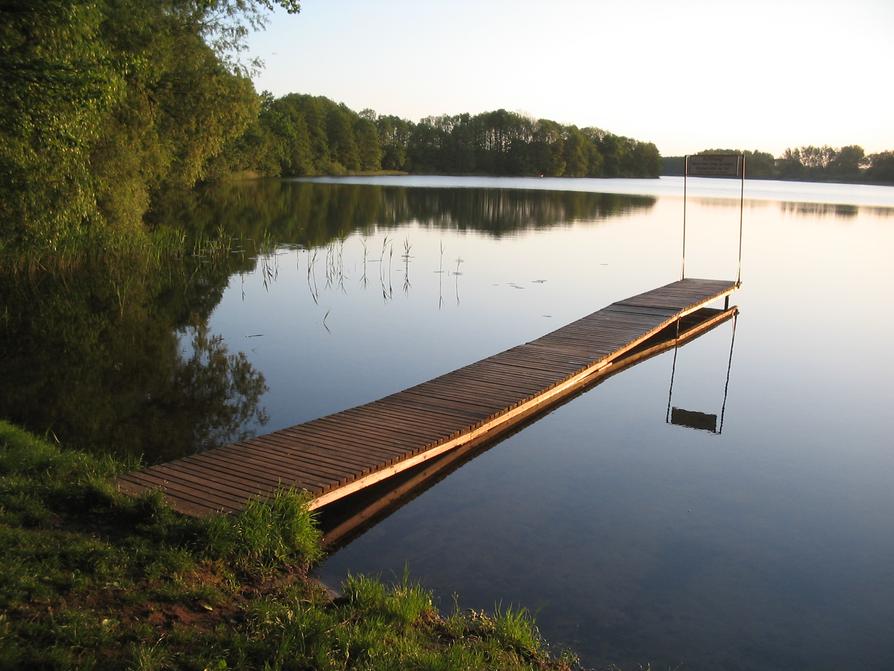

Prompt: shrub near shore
[0,421,579,670]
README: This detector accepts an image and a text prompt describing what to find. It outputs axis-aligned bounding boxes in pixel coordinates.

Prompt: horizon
[246,0,894,157]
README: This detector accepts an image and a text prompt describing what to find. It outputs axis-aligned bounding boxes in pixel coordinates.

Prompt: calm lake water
[3,176,893,669]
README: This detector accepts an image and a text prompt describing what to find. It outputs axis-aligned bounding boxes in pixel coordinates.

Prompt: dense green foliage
[0,421,578,670]
[402,111,661,177]
[217,93,388,176]
[662,146,894,183]
[225,96,662,178]
[0,1,299,250]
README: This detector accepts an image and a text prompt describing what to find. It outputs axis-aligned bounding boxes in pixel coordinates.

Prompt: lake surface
[2,176,893,669]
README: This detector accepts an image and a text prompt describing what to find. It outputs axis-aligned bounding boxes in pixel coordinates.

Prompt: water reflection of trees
[778,201,862,218]
[692,196,892,219]
[150,180,657,249]
[0,258,267,464]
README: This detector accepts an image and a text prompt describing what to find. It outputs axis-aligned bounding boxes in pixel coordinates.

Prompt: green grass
[493,603,543,655]
[203,488,323,570]
[0,420,580,670]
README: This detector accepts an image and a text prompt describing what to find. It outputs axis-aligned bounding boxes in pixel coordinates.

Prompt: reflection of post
[665,318,681,423]
[665,313,738,435]
[717,312,738,434]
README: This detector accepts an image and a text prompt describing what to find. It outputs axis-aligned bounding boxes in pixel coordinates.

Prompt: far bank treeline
[662,147,894,183]
[216,94,662,180]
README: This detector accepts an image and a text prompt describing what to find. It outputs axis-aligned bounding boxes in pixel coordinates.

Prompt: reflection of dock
[119,279,738,516]
[319,304,737,548]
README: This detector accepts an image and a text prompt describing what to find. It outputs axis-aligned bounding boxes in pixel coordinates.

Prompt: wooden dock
[118,278,738,516]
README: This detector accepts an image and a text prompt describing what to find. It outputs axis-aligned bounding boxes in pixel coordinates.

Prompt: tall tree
[563,127,590,177]
[354,117,382,171]
[376,114,413,170]
[866,151,894,183]
[326,104,360,172]
[828,145,865,179]
[531,119,566,176]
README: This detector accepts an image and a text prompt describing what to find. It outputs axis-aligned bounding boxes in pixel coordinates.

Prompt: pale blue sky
[246,0,894,156]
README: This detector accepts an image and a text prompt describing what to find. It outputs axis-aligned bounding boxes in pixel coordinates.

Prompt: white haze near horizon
[246,0,894,157]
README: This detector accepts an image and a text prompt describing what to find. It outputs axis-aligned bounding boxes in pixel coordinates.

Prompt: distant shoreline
[229,169,893,188]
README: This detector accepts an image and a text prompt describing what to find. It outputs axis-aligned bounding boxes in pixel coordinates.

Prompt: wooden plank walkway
[118,278,738,516]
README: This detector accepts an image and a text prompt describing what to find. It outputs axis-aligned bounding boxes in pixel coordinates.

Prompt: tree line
[661,147,894,183]
[217,94,662,180]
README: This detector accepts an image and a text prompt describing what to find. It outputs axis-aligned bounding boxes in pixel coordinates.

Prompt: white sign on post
[686,154,743,177]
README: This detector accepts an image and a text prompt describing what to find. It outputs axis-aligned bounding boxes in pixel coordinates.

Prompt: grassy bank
[0,421,578,670]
